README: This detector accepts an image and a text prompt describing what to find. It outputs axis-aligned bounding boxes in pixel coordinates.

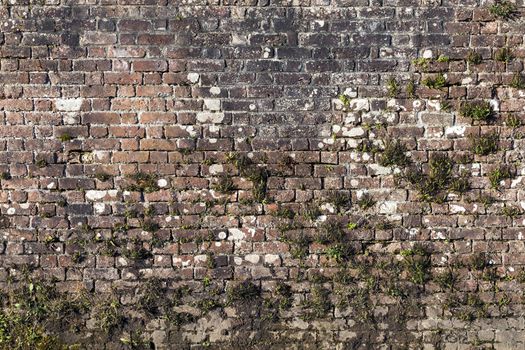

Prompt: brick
[133,60,168,72]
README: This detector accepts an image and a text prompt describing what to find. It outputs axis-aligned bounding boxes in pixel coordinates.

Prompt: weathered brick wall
[1,0,525,349]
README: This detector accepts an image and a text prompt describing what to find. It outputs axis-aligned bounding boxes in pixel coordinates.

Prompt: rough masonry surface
[0,0,525,349]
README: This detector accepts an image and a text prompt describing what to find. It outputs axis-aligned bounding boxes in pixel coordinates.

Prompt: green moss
[470,133,499,156]
[379,139,410,167]
[460,101,493,122]
[489,0,517,19]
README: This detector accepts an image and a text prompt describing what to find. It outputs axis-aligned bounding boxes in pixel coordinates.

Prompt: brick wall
[1,0,525,349]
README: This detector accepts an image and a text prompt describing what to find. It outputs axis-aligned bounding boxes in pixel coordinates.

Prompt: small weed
[304,203,322,221]
[449,172,470,194]
[466,50,482,65]
[408,153,460,203]
[141,220,159,232]
[356,193,376,210]
[213,175,235,194]
[285,233,311,259]
[71,251,84,264]
[478,194,496,207]
[510,72,525,89]
[412,57,431,71]
[386,77,399,98]
[227,280,260,304]
[506,114,522,128]
[375,221,395,230]
[125,172,159,193]
[437,55,450,62]
[317,219,345,245]
[347,222,358,230]
[338,94,350,107]
[460,101,493,122]
[274,283,294,310]
[434,268,458,291]
[123,239,152,260]
[0,172,10,180]
[495,47,513,62]
[356,139,380,153]
[379,139,410,167]
[469,252,488,271]
[489,165,513,189]
[470,133,499,156]
[406,80,416,98]
[325,191,352,213]
[36,159,48,168]
[57,133,73,142]
[400,244,431,285]
[272,206,295,220]
[325,243,353,263]
[423,73,447,89]
[94,172,111,182]
[95,297,125,334]
[244,166,268,202]
[301,285,332,320]
[440,100,452,112]
[489,0,517,19]
[502,205,521,218]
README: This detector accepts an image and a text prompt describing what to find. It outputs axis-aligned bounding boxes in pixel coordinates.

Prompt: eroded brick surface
[1,0,525,349]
